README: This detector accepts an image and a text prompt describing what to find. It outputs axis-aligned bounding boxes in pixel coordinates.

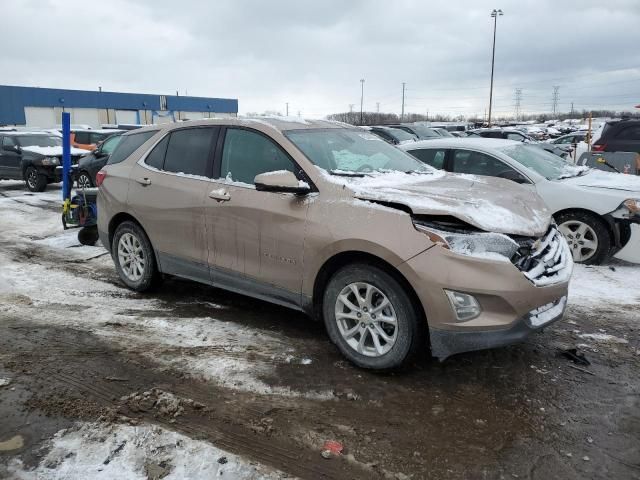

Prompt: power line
[552,86,560,115]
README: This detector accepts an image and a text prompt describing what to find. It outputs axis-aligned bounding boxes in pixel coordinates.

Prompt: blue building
[0,85,238,127]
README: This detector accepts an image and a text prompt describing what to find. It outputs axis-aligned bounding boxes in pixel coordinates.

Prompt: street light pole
[360,79,365,125]
[488,8,503,127]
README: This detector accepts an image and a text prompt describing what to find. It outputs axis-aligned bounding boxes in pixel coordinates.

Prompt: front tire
[24,166,47,192]
[556,211,612,265]
[112,221,161,291]
[322,263,424,370]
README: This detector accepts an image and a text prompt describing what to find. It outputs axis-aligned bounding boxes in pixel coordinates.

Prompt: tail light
[96,170,107,187]
[592,143,606,152]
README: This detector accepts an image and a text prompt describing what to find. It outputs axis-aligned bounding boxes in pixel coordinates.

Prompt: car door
[204,127,310,308]
[450,149,530,183]
[0,136,22,178]
[127,126,218,282]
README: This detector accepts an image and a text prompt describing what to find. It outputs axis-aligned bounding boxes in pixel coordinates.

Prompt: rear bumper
[429,296,567,360]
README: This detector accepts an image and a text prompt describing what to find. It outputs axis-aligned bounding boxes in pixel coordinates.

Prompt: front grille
[513,227,573,287]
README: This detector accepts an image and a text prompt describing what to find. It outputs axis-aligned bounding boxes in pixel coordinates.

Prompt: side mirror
[255,170,311,195]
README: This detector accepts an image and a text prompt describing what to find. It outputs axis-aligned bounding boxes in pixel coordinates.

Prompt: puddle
[0,435,24,452]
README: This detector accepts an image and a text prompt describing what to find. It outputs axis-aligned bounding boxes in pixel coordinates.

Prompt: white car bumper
[614,223,640,263]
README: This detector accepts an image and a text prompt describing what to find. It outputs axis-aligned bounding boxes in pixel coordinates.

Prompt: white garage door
[24,107,57,128]
[71,108,100,128]
[115,110,138,124]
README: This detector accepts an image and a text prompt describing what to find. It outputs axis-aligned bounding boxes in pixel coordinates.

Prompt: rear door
[127,126,218,282]
[204,127,310,308]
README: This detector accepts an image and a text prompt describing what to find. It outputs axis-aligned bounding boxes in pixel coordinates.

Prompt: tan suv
[97,118,573,369]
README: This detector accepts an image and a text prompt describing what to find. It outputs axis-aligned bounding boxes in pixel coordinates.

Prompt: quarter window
[408,148,446,170]
[163,128,215,177]
[107,130,157,165]
[220,128,296,184]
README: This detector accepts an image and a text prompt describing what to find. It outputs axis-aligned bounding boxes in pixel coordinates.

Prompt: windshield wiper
[329,170,366,177]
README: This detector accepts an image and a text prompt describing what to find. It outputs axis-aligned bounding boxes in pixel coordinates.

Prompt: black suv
[0,132,86,191]
[593,119,640,153]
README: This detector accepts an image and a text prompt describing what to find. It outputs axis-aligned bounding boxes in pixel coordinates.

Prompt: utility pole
[488,9,503,127]
[297,110,301,117]
[514,88,522,121]
[360,79,365,125]
[552,86,560,116]
[286,102,289,116]
[349,104,355,113]
[376,102,380,113]
[401,82,406,121]
[426,109,429,121]
[570,101,574,116]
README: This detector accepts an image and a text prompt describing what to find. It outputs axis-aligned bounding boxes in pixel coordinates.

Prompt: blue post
[61,112,71,202]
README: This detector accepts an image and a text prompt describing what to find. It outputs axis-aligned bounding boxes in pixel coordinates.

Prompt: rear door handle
[136,177,152,186]
[209,188,230,202]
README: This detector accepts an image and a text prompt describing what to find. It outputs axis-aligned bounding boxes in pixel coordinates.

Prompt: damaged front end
[412,216,573,287]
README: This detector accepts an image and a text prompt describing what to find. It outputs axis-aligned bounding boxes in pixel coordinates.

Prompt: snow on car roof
[400,137,521,151]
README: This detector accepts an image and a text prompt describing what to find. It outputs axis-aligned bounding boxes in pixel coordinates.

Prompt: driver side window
[220,128,296,185]
[451,149,528,183]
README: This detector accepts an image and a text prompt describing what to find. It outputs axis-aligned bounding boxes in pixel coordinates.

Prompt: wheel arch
[107,212,161,267]
[311,250,427,328]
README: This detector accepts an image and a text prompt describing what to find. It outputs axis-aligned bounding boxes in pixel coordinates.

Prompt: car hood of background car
[560,169,640,193]
[22,146,88,157]
[347,171,551,236]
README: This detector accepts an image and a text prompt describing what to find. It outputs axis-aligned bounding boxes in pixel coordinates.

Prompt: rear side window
[615,125,640,140]
[107,131,157,165]
[101,135,122,155]
[408,148,446,170]
[163,127,216,177]
[144,135,169,170]
[220,128,295,184]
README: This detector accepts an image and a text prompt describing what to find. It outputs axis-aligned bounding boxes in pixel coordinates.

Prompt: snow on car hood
[348,171,551,236]
[22,146,88,156]
[560,169,640,193]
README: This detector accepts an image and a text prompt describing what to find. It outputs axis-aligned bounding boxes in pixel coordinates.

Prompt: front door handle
[209,188,230,202]
[136,177,152,186]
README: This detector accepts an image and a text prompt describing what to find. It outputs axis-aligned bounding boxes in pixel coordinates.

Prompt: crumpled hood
[560,169,640,194]
[22,146,88,157]
[349,171,551,236]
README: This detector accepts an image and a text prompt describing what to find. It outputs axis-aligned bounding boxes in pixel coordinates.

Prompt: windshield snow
[285,128,432,174]
[16,135,62,148]
[498,144,587,180]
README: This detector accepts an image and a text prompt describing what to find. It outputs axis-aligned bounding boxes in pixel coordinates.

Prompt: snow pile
[569,264,640,307]
[7,422,283,480]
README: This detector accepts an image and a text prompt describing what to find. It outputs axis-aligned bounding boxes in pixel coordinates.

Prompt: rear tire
[322,263,424,370]
[112,221,161,291]
[77,171,94,189]
[24,167,47,192]
[556,211,611,265]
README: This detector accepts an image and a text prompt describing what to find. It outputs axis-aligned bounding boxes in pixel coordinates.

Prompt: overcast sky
[2,0,639,118]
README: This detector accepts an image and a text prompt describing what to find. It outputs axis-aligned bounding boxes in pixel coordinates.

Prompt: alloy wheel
[558,220,598,262]
[27,169,38,189]
[117,233,145,281]
[335,282,398,357]
[77,173,92,189]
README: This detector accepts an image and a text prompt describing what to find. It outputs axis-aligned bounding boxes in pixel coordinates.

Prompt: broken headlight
[413,220,519,260]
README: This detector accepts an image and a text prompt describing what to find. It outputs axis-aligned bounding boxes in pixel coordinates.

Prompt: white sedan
[401,138,640,265]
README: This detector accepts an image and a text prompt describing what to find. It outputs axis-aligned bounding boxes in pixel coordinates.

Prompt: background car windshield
[498,144,575,180]
[285,129,432,173]
[16,135,62,147]
[385,128,416,142]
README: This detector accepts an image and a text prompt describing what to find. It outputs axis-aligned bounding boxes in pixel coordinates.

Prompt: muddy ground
[0,182,639,479]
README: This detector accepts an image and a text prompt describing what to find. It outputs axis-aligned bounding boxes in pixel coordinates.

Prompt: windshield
[409,125,440,138]
[16,135,62,148]
[498,144,585,180]
[285,128,433,174]
[435,128,454,137]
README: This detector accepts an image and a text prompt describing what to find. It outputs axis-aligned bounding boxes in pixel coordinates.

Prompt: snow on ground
[569,263,640,308]
[7,422,283,480]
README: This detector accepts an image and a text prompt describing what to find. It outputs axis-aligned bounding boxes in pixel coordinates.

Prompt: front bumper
[397,229,572,360]
[429,296,567,359]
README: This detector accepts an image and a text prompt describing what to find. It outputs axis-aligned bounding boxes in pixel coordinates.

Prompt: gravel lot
[1,181,639,479]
